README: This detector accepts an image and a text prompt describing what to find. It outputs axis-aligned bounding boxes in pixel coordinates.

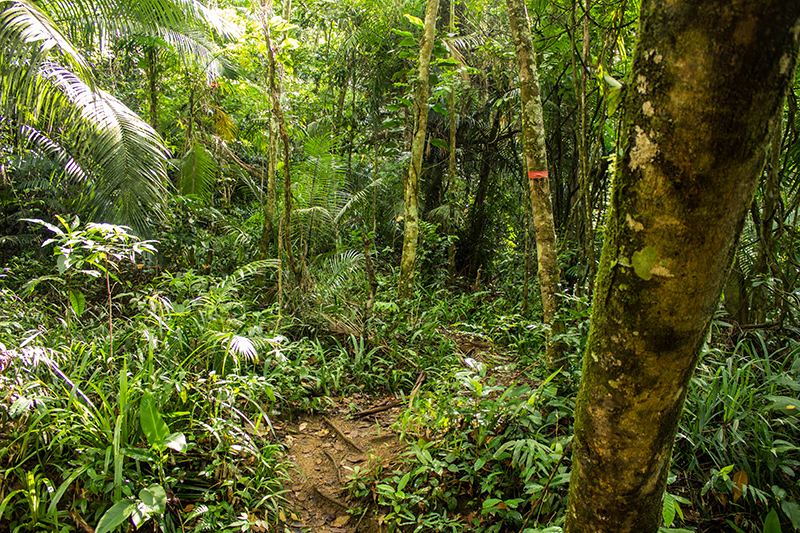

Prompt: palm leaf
[0,0,93,84]
[179,140,216,199]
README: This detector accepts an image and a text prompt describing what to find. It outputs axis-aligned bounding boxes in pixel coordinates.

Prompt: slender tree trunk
[260,0,302,285]
[506,0,566,368]
[398,0,439,298]
[145,46,159,133]
[466,114,499,280]
[750,121,783,323]
[259,0,290,260]
[446,0,458,280]
[566,3,800,532]
[572,0,596,294]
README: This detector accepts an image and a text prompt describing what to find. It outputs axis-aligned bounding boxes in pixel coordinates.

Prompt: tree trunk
[566,2,800,532]
[259,0,290,261]
[397,0,439,299]
[506,0,566,369]
[260,0,302,285]
[446,0,458,280]
[145,46,159,133]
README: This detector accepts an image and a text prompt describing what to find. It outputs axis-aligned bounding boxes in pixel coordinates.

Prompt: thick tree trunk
[566,3,800,532]
[398,0,439,299]
[506,0,566,368]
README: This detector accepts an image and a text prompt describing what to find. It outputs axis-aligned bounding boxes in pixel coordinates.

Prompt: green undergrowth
[1,219,799,532]
[347,369,574,533]
[672,331,800,532]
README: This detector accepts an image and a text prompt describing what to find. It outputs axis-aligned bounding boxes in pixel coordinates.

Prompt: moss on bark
[506,0,566,368]
[566,2,800,532]
[398,0,439,299]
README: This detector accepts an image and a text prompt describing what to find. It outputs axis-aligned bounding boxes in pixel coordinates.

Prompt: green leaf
[662,492,676,528]
[607,85,623,116]
[482,498,503,512]
[603,72,622,89]
[68,289,85,316]
[162,432,187,453]
[9,396,33,417]
[404,14,424,28]
[781,500,800,530]
[139,484,168,514]
[140,392,170,449]
[764,508,782,533]
[96,500,136,533]
[430,138,448,149]
[766,395,800,416]
[120,447,157,462]
[397,472,411,492]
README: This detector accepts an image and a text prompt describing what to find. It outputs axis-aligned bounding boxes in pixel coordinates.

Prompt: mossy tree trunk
[506,0,566,368]
[259,0,290,261]
[260,0,302,286]
[566,2,800,532]
[397,0,439,299]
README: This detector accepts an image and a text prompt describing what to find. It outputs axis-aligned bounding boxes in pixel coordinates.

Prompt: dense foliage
[2,0,800,531]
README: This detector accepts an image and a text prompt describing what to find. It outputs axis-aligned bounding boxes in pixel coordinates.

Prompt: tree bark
[506,0,566,368]
[260,0,302,285]
[397,0,439,299]
[566,2,800,532]
[259,0,290,261]
[145,46,159,133]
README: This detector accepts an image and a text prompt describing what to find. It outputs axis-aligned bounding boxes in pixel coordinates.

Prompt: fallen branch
[352,400,405,418]
[324,449,342,483]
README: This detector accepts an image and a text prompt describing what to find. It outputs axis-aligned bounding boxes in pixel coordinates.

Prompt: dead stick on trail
[323,416,365,453]
[353,400,405,418]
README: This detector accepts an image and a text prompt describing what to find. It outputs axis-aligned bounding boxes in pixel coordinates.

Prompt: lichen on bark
[506,0,566,368]
[566,2,800,532]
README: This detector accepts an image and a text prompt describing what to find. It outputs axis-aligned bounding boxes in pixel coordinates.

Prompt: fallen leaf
[332,515,350,527]
[732,470,748,503]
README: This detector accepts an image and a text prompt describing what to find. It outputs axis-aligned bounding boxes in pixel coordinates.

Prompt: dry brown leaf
[332,515,350,527]
[732,470,748,503]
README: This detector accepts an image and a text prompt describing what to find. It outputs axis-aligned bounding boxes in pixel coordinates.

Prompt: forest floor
[273,329,515,533]
[275,397,406,533]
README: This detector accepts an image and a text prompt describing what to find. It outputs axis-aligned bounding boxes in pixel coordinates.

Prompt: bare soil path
[275,397,407,533]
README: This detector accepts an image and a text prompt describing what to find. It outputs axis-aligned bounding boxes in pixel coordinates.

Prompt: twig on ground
[352,400,405,418]
[324,449,342,483]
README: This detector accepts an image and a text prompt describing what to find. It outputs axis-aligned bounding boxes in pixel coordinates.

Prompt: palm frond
[179,140,216,199]
[0,0,93,84]
[333,177,386,225]
[311,249,365,299]
[18,124,88,184]
[427,203,464,227]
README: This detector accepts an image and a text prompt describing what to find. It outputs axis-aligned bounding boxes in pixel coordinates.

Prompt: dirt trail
[273,329,508,532]
[275,399,406,533]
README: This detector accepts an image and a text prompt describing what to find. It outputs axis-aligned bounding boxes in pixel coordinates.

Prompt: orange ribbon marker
[528,170,548,179]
